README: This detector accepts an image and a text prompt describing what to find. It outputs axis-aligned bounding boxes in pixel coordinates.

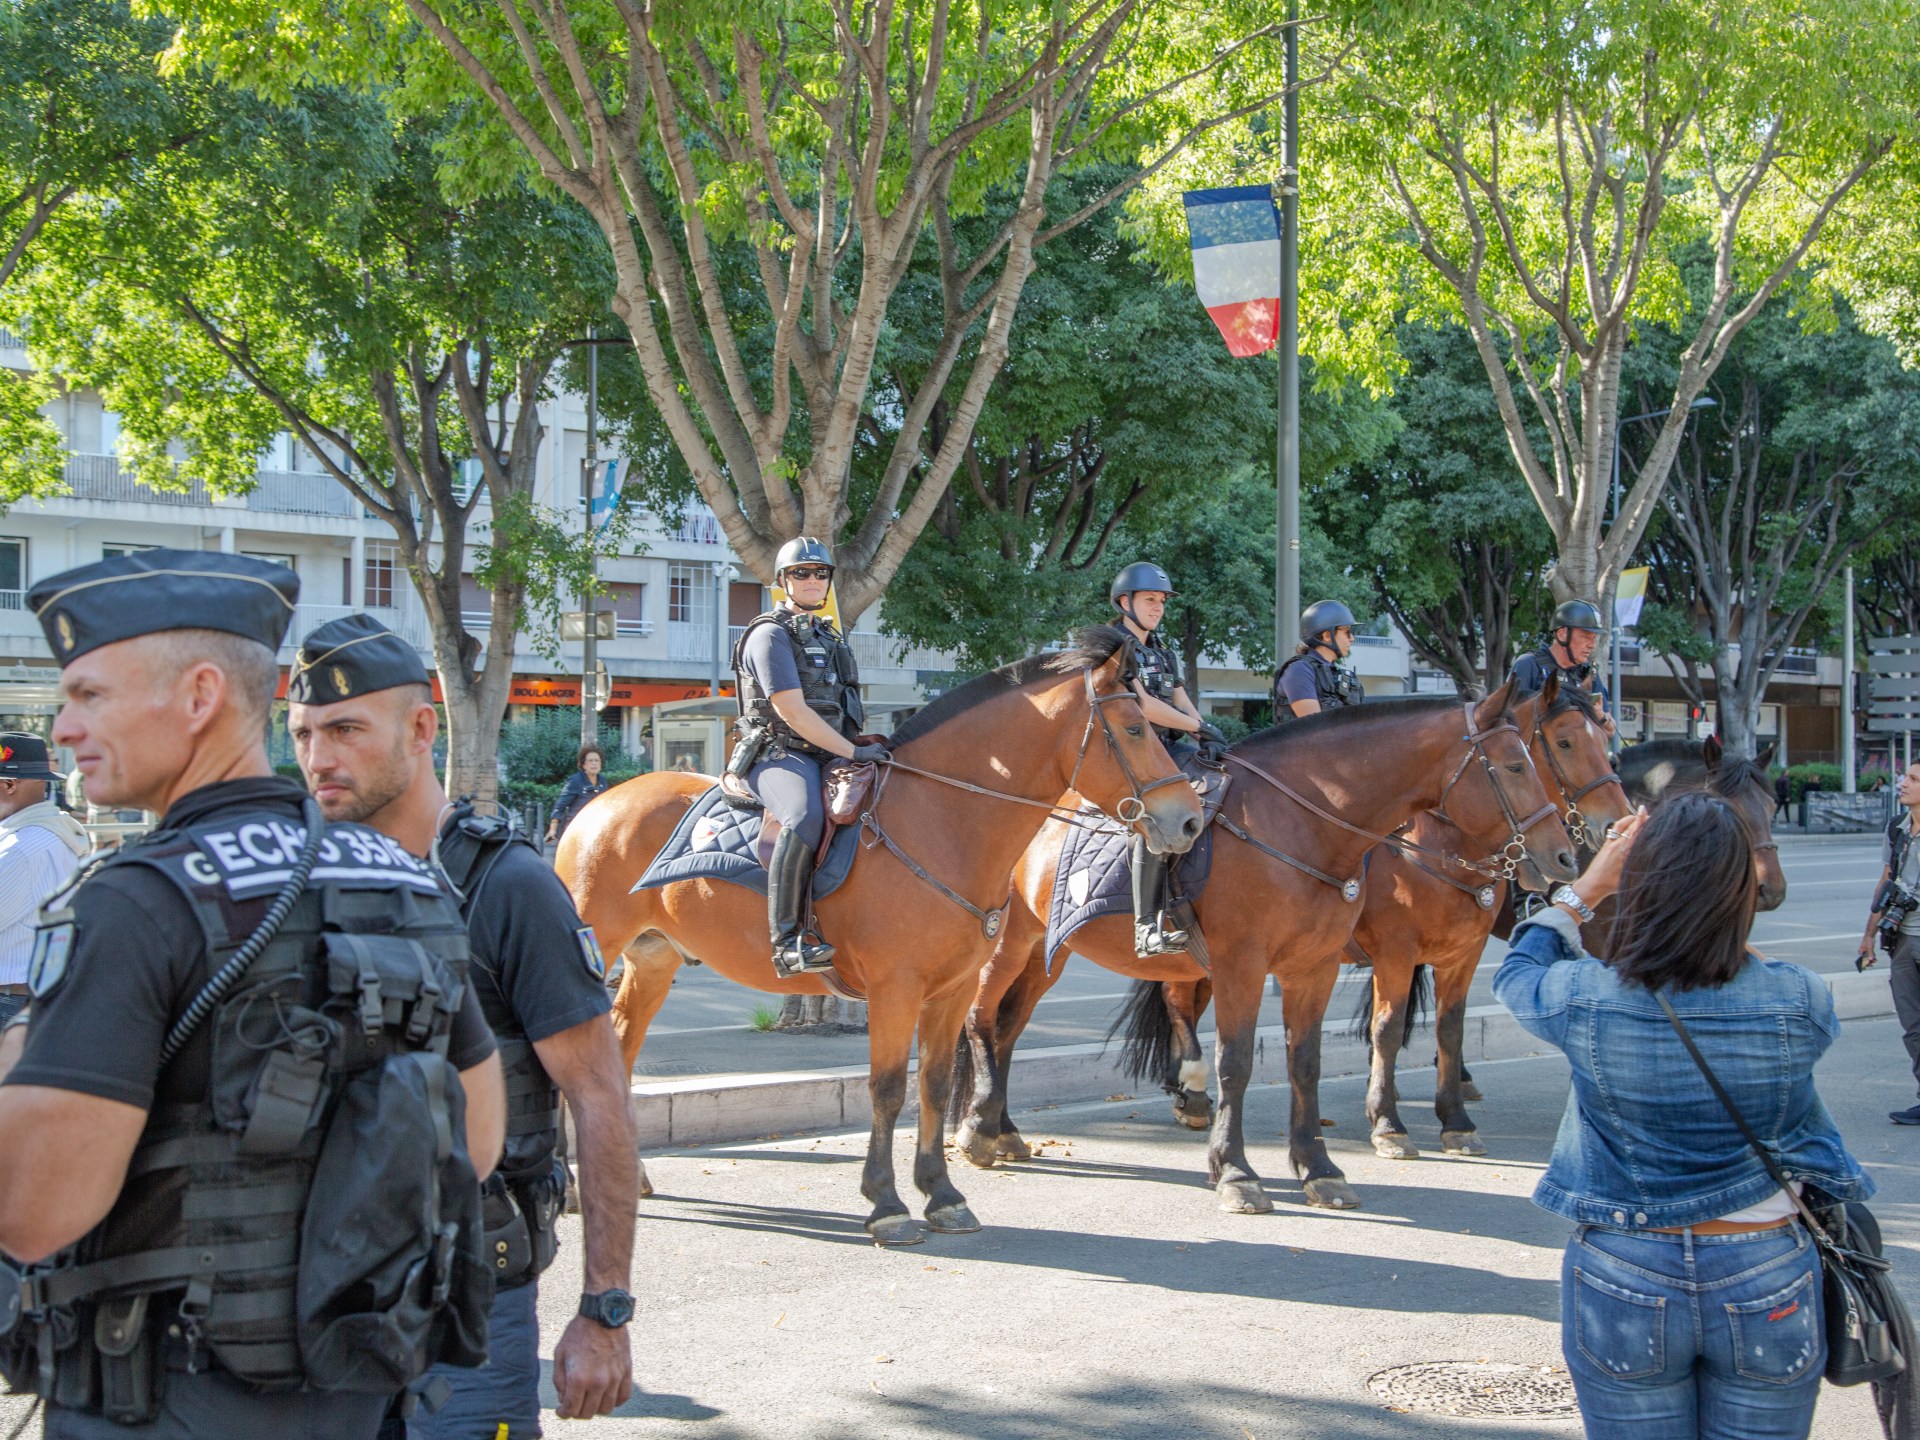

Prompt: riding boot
[768,827,836,977]
[1131,833,1189,957]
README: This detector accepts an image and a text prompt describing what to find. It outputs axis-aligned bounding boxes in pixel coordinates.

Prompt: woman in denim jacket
[1495,792,1872,1438]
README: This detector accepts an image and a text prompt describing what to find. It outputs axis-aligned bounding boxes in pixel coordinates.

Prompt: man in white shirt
[0,732,88,1026]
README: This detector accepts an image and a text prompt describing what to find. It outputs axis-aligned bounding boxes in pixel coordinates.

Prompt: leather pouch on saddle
[823,756,881,826]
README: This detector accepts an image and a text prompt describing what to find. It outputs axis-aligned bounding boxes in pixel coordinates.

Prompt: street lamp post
[1608,396,1716,747]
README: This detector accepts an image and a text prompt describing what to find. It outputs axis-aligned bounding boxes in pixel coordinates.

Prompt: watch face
[589,1290,635,1327]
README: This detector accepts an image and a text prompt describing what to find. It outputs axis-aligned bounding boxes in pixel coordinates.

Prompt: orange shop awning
[509,677,736,708]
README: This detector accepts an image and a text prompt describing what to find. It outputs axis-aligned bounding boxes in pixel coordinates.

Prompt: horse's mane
[1618,738,1767,801]
[885,624,1132,748]
[1230,695,1471,758]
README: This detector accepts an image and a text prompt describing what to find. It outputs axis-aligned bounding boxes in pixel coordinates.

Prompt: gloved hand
[850,743,890,764]
[1196,722,1229,750]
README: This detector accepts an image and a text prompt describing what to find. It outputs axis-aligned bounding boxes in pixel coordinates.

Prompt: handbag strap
[1652,990,1840,1247]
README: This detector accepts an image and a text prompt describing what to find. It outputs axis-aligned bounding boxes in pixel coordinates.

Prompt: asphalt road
[630,833,1887,1080]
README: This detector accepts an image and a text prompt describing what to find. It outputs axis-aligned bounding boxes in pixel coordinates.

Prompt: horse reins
[1530,700,1631,850]
[856,666,1187,937]
[1221,704,1558,898]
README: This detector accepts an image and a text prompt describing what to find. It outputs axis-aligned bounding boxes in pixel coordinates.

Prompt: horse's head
[1523,673,1631,850]
[1443,679,1578,891]
[1058,635,1203,856]
[1705,735,1786,911]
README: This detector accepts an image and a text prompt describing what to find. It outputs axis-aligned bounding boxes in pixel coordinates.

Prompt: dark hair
[577,742,604,769]
[1609,792,1758,992]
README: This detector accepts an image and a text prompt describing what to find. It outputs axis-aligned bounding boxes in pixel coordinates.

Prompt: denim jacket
[1494,907,1872,1229]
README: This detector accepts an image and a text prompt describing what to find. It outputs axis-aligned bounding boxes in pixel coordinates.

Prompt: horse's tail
[947,1029,976,1126]
[1107,979,1177,1090]
[1348,963,1435,1051]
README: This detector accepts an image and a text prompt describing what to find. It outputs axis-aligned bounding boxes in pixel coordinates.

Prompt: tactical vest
[1,805,487,1420]
[1126,633,1184,742]
[732,609,864,757]
[1274,649,1362,720]
[1514,645,1604,702]
[436,804,565,1290]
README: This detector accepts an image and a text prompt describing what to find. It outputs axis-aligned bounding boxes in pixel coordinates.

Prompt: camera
[1877,879,1919,957]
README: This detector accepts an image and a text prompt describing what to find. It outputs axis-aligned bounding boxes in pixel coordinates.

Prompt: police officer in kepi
[1109,562,1226,958]
[1508,599,1616,735]
[288,615,640,1438]
[0,549,506,1438]
[730,537,887,978]
[1273,600,1364,720]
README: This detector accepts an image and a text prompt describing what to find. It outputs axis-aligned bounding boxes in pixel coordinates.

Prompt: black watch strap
[579,1288,634,1328]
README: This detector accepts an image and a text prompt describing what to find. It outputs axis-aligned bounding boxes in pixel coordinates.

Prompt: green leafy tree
[19,94,615,797]
[1627,286,1920,758]
[1310,323,1557,696]
[169,0,1319,619]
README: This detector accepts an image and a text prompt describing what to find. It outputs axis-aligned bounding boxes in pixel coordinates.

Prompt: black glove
[1196,722,1229,750]
[850,743,890,764]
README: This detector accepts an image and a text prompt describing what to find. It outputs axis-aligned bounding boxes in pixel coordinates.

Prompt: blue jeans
[406,1278,543,1440]
[1563,1223,1824,1439]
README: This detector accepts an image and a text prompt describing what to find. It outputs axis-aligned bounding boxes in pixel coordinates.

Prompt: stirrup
[773,933,837,978]
[1134,917,1189,958]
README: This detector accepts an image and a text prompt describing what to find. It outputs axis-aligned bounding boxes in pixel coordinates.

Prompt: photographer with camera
[1859,761,1920,1124]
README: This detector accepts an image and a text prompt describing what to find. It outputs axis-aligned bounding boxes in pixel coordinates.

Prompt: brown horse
[556,627,1203,1245]
[951,683,1578,1212]
[1347,681,1630,1161]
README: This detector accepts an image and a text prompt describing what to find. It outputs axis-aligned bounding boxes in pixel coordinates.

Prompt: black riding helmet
[776,536,834,611]
[1551,599,1605,635]
[1111,561,1175,632]
[1300,599,1356,646]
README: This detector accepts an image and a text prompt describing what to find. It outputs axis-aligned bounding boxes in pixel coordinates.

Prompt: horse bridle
[1529,703,1632,851]
[1065,667,1194,824]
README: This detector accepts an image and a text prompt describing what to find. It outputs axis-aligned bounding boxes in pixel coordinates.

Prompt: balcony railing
[289,601,430,654]
[246,470,358,517]
[0,591,23,611]
[0,327,23,351]
[63,453,210,506]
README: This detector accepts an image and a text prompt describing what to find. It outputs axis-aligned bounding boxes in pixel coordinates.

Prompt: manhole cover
[1366,1361,1578,1419]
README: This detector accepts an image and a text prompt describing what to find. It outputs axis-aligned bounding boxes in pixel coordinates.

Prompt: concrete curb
[631,968,1895,1149]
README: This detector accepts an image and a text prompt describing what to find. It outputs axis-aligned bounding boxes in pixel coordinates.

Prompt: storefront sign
[509,677,733,708]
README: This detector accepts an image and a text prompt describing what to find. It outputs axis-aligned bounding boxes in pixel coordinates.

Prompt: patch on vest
[182,821,444,899]
[576,927,607,979]
[27,921,73,998]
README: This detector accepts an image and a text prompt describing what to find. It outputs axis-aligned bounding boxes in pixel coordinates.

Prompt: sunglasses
[785,567,834,582]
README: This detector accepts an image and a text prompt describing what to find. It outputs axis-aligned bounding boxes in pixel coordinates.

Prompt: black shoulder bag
[1656,990,1916,1437]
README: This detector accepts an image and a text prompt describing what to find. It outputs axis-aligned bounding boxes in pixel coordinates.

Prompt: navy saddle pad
[1044,814,1216,969]
[630,784,860,900]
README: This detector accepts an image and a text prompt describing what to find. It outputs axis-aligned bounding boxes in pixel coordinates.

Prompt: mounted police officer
[731,537,887,977]
[1109,562,1225,957]
[1509,599,1616,736]
[1273,600,1363,720]
[288,614,639,1437]
[0,550,505,1438]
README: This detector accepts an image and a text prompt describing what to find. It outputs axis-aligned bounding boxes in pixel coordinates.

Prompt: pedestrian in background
[547,742,610,847]
[0,732,87,1027]
[1497,796,1871,1438]
[1859,760,1920,1123]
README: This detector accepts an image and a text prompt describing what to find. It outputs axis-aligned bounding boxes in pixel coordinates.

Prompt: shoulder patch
[575,927,607,980]
[27,922,74,998]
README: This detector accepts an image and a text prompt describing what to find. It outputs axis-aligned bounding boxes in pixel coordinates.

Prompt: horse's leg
[610,933,681,1201]
[954,919,1047,1169]
[861,983,925,1247]
[1284,960,1359,1209]
[972,956,1057,1165]
[1433,950,1487,1155]
[914,983,981,1233]
[1206,957,1273,1214]
[1365,958,1419,1160]
[1163,979,1215,1130]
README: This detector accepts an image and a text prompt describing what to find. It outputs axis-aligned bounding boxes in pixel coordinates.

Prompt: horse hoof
[1172,1089,1214,1130]
[1217,1179,1274,1214]
[1303,1177,1361,1210]
[993,1132,1032,1162]
[953,1124,1000,1170]
[636,1160,655,1200]
[1441,1129,1488,1156]
[1460,1082,1485,1103]
[1372,1131,1420,1160]
[925,1202,982,1234]
[868,1214,926,1247]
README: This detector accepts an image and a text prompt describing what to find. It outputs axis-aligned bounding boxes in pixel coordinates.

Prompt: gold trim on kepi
[288,614,431,706]
[26,549,299,663]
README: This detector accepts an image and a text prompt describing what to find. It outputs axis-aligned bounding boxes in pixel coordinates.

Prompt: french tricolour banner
[1182,185,1283,357]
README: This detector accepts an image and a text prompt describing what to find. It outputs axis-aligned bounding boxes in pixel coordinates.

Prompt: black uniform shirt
[5,776,497,1110]
[461,837,613,1045]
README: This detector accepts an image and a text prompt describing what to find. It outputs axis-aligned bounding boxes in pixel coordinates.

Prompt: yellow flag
[1614,567,1649,629]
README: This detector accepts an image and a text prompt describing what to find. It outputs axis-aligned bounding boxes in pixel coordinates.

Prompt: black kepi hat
[0,733,60,781]
[28,548,299,663]
[288,613,430,705]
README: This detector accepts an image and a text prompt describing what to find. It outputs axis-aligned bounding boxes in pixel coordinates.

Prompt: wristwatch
[579,1288,635,1329]
[1550,885,1595,923]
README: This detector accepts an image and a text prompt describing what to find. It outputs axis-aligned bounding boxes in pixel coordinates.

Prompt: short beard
[318,734,416,826]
